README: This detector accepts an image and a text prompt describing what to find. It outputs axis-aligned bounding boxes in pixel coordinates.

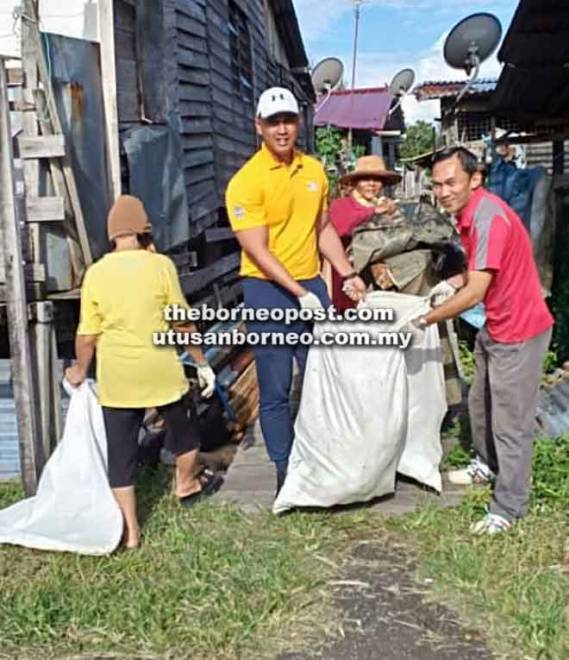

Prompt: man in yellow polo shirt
[226,86,366,494]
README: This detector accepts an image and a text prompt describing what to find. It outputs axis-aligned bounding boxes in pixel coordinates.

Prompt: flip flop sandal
[178,469,224,508]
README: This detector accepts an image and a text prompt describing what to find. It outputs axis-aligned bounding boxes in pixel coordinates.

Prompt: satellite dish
[388,68,415,116]
[444,13,502,73]
[389,68,415,98]
[443,13,502,103]
[311,57,344,96]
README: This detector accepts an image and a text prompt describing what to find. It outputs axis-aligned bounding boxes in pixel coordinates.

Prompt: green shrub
[531,435,569,509]
[458,340,475,384]
[542,349,558,374]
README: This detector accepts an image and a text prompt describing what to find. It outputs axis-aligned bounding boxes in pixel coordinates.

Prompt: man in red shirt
[417,147,554,535]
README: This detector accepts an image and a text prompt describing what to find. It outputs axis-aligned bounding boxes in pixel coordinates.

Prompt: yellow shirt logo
[226,147,329,280]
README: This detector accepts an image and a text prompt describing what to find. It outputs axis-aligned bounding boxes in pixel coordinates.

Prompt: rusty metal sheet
[44,33,112,260]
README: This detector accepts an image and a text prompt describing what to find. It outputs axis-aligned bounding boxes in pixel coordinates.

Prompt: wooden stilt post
[0,58,44,495]
[98,0,122,201]
[51,327,62,443]
[30,300,58,458]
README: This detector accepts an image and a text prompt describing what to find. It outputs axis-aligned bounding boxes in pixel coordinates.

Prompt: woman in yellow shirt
[65,195,219,549]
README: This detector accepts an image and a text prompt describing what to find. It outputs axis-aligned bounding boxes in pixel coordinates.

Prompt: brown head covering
[340,155,401,186]
[107,195,152,241]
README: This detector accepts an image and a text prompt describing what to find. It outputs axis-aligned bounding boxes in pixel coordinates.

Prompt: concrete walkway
[214,419,467,514]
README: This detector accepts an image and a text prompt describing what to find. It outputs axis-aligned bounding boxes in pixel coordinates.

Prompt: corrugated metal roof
[314,87,393,131]
[0,396,19,480]
[0,362,18,481]
[524,141,569,174]
[0,361,69,482]
[269,0,309,69]
[498,0,569,68]
[493,0,569,121]
[413,79,498,102]
[268,0,315,102]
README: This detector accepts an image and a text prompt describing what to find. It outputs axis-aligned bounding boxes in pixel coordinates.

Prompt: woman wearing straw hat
[329,155,401,311]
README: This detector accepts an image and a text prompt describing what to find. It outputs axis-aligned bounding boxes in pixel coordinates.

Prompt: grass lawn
[0,467,373,658]
[1,439,569,658]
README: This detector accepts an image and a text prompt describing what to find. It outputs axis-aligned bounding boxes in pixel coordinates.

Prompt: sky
[0,1,519,126]
[0,0,98,59]
[293,0,519,125]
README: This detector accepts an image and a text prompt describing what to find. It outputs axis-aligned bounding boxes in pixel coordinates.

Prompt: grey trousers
[469,326,552,521]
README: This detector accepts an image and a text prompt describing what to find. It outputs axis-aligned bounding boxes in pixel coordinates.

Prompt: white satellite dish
[311,57,344,96]
[444,13,502,103]
[388,68,415,116]
[389,68,415,98]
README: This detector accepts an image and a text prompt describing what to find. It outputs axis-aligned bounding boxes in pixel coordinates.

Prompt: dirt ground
[279,538,492,660]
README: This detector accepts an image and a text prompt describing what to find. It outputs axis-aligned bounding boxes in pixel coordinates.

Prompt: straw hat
[340,155,401,186]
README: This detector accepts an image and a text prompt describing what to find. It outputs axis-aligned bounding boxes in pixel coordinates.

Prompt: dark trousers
[103,396,200,488]
[469,326,552,520]
[242,276,330,468]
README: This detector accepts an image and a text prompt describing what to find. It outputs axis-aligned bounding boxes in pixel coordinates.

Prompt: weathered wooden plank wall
[114,0,139,124]
[113,0,313,304]
[205,0,259,198]
[115,0,313,239]
[174,0,219,235]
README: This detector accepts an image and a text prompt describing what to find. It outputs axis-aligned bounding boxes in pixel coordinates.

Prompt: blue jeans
[242,276,330,468]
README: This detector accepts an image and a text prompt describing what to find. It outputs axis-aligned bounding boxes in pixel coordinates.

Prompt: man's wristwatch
[342,271,358,282]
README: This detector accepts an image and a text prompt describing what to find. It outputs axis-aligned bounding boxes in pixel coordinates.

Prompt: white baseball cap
[256,87,299,119]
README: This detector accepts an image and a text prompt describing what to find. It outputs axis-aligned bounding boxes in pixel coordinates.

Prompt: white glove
[396,316,428,337]
[393,308,428,334]
[411,314,428,330]
[429,280,457,308]
[196,363,216,399]
[298,291,324,310]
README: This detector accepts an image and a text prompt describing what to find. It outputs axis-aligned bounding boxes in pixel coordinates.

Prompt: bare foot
[175,478,202,500]
[121,527,140,550]
[174,464,203,499]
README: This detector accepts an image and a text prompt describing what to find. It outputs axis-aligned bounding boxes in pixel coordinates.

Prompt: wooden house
[0,0,314,489]
[1,0,315,307]
[113,0,314,242]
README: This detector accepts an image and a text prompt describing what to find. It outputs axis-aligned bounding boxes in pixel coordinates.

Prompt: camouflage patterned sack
[351,201,457,273]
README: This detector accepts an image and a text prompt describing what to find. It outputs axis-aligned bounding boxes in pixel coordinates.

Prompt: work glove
[298,291,324,310]
[196,363,216,399]
[393,308,428,335]
[410,314,428,331]
[429,280,457,308]
[396,315,428,340]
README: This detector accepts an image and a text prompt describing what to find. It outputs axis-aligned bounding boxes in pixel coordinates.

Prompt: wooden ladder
[0,56,47,495]
[19,0,92,290]
[0,2,95,495]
